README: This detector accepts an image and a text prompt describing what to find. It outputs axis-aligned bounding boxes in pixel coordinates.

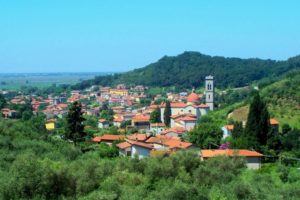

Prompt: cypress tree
[244,92,270,149]
[232,121,243,139]
[65,101,86,145]
[163,101,171,127]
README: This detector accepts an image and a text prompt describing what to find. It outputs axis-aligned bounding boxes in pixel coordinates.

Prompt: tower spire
[205,75,214,110]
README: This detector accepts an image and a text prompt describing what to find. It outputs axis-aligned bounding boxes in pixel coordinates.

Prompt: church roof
[187,93,200,102]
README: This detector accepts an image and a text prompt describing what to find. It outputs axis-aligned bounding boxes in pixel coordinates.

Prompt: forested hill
[73,52,300,89]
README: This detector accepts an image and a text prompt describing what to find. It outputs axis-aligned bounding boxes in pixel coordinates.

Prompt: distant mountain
[73,52,300,89]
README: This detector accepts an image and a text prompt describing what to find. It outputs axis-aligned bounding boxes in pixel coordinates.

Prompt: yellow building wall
[46,122,55,130]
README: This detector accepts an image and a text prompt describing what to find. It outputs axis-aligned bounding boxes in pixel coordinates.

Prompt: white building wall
[131,145,151,159]
[183,121,196,130]
[246,157,261,169]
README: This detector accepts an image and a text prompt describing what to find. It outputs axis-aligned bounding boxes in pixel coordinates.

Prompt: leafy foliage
[0,118,300,199]
[187,116,223,148]
[150,107,161,123]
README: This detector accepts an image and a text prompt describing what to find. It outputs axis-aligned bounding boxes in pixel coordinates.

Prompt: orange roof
[162,126,187,134]
[99,118,107,123]
[270,118,279,125]
[177,117,197,122]
[127,133,148,142]
[171,113,196,119]
[132,114,150,122]
[187,93,200,102]
[92,134,124,142]
[114,117,124,122]
[92,136,102,142]
[160,102,187,108]
[149,104,159,109]
[127,140,154,149]
[201,149,263,158]
[116,141,132,149]
[164,140,192,149]
[197,104,210,108]
[57,104,68,108]
[224,125,234,130]
[145,135,191,149]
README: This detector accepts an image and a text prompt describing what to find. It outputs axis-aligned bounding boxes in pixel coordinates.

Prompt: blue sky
[0,0,300,73]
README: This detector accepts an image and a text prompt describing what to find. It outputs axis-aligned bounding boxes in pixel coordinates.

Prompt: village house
[270,118,280,133]
[127,133,149,142]
[1,108,17,118]
[131,114,150,130]
[161,126,187,138]
[200,149,264,169]
[113,117,124,127]
[221,118,280,138]
[45,119,56,130]
[150,123,166,134]
[109,89,128,96]
[222,124,235,138]
[118,140,154,159]
[145,135,193,151]
[98,119,110,129]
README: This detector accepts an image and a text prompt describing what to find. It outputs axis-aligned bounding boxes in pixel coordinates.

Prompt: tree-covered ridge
[73,52,300,89]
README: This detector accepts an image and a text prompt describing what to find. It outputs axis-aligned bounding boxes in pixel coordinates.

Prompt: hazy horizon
[1,0,300,73]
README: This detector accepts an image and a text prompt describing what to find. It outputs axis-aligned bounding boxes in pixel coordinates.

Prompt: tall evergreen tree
[65,101,86,145]
[163,101,171,127]
[244,92,270,149]
[232,121,243,139]
[0,94,7,109]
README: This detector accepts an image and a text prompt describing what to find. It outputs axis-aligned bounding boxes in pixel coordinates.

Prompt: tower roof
[205,75,214,80]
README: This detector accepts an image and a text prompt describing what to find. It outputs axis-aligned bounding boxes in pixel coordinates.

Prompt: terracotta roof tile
[201,149,263,158]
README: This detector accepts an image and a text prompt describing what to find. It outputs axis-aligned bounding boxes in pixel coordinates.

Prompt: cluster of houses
[1,76,271,169]
[91,133,264,169]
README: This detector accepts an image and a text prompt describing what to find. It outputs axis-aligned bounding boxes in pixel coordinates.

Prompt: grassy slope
[227,72,300,129]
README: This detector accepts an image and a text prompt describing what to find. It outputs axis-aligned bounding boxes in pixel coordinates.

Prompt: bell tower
[205,75,214,110]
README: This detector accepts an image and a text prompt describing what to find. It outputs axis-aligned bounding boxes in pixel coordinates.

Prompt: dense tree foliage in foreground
[73,51,300,89]
[0,119,300,200]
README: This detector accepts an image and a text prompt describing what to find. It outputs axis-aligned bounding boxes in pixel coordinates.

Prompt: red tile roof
[162,126,187,135]
[127,133,148,142]
[127,140,154,149]
[114,117,124,122]
[92,134,124,142]
[160,102,187,108]
[132,114,150,122]
[99,118,107,123]
[164,140,192,149]
[270,118,279,125]
[116,141,132,149]
[177,117,197,122]
[187,93,200,102]
[224,125,234,130]
[197,104,210,108]
[201,149,263,158]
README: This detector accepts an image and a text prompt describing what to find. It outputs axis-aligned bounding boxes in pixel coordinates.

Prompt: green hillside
[262,72,300,128]
[229,71,300,128]
[73,52,300,89]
